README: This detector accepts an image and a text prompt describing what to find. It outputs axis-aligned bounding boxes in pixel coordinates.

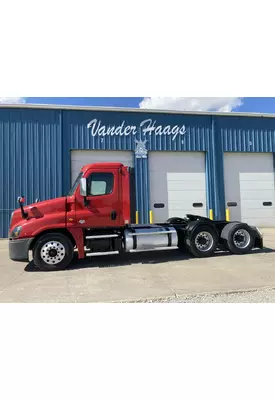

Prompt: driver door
[75,168,122,228]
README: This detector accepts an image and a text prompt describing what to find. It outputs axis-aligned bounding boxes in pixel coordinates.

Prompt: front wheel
[33,233,74,271]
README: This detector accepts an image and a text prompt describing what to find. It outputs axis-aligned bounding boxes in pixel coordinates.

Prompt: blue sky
[26,97,143,108]
[2,97,275,113]
[22,97,275,113]
[236,98,275,113]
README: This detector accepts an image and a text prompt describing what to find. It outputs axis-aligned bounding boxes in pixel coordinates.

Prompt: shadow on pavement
[24,246,275,273]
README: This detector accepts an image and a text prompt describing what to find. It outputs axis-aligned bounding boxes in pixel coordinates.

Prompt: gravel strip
[129,287,275,303]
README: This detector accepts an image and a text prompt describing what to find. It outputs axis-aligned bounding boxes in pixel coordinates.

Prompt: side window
[87,173,114,196]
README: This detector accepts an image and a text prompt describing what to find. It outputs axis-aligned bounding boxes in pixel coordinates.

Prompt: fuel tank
[124,226,178,252]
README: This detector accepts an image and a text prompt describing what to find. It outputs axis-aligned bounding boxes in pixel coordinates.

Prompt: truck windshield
[67,172,83,196]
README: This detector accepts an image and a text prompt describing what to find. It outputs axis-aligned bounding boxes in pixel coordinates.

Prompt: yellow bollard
[135,211,139,224]
[209,209,214,220]
[149,210,153,224]
[226,208,230,222]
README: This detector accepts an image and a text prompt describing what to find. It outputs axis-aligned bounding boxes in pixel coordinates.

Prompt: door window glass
[87,173,114,196]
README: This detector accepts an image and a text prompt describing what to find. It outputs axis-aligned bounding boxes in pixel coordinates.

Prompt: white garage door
[224,152,275,227]
[149,152,207,222]
[71,150,134,184]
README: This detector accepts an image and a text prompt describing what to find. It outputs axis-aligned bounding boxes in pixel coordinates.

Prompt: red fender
[67,228,85,259]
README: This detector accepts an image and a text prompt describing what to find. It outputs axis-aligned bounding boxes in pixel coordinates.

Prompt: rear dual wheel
[184,222,255,258]
[221,222,255,255]
[186,224,219,258]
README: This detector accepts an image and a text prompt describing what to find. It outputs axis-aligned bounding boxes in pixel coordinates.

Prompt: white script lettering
[87,118,186,141]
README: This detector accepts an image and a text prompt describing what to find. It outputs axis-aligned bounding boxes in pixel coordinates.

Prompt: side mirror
[17,196,28,219]
[17,196,25,204]
[80,178,87,197]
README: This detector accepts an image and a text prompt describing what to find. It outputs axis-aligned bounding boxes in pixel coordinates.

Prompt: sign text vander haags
[87,118,187,141]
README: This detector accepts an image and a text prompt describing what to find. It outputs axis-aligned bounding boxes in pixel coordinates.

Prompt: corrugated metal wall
[0,108,63,237]
[135,157,150,224]
[1,106,275,236]
[215,115,275,152]
[205,117,226,220]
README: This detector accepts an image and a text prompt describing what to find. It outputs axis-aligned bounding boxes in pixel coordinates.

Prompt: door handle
[111,211,117,220]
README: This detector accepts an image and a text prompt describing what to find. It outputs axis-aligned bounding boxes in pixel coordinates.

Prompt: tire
[33,233,74,271]
[186,224,219,258]
[221,222,255,255]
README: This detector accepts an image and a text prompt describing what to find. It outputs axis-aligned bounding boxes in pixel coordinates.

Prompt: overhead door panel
[149,152,207,222]
[71,150,133,184]
[224,152,275,227]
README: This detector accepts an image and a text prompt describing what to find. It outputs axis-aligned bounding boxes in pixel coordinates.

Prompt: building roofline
[1,102,275,119]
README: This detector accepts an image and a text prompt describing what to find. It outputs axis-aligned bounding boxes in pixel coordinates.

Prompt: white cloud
[139,97,243,112]
[0,97,26,104]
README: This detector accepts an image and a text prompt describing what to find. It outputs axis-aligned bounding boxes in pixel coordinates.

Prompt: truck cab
[67,162,132,229]
[9,163,132,262]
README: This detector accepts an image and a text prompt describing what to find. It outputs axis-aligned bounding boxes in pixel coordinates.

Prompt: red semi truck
[9,162,264,271]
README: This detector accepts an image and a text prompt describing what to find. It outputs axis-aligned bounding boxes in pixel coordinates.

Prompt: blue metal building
[1,104,275,237]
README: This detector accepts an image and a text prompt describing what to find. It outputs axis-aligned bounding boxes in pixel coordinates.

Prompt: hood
[10,197,67,232]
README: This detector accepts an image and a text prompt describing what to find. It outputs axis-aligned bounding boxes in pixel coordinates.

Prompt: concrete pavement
[0,228,275,302]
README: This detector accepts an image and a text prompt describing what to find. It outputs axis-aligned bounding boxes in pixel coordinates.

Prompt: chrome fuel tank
[124,226,178,252]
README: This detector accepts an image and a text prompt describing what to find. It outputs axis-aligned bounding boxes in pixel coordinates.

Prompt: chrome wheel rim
[233,229,251,249]
[194,231,214,252]
[40,241,65,265]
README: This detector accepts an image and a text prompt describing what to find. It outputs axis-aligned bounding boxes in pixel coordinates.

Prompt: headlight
[10,226,22,238]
